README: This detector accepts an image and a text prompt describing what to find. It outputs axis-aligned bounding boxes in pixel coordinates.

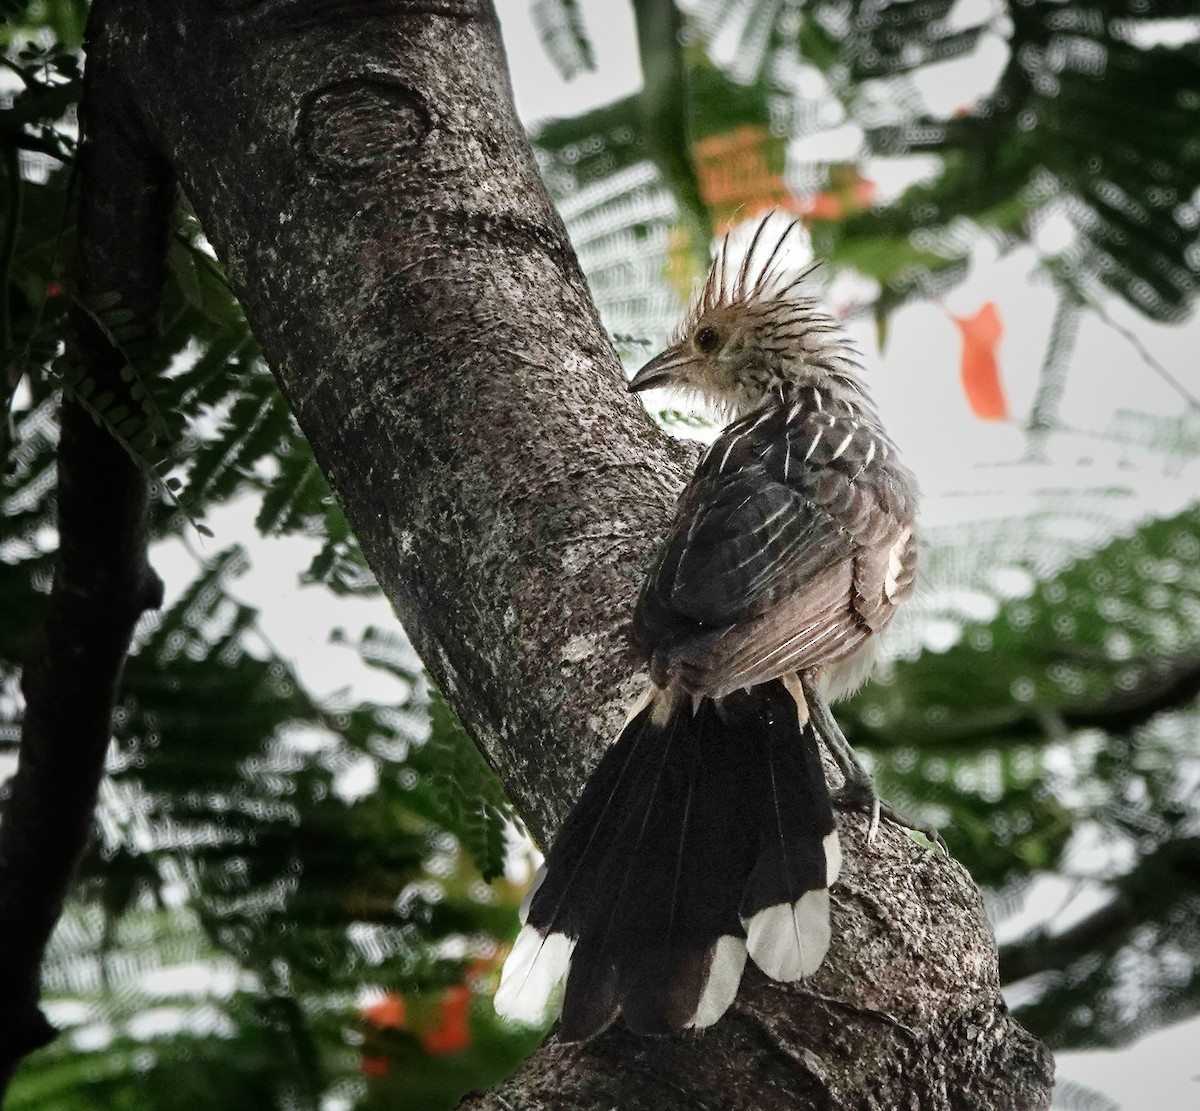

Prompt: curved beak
[628,347,691,393]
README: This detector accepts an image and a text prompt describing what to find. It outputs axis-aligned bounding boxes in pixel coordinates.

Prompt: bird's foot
[831,776,880,844]
[833,776,946,852]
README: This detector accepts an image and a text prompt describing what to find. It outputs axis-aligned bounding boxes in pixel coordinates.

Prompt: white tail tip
[493,925,574,1025]
[686,935,748,1029]
[743,888,832,982]
[824,831,842,887]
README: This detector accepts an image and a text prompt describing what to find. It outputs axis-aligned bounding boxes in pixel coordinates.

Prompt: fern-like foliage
[533,0,1199,355]
[54,293,174,464]
[530,0,595,81]
[837,2,1200,321]
[2,544,529,1108]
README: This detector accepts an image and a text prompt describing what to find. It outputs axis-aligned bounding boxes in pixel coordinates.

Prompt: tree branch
[846,653,1200,754]
[1000,837,1200,985]
[73,1,1053,1106]
[0,15,169,1091]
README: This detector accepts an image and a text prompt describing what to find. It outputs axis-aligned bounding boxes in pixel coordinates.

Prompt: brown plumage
[629,216,918,703]
[495,215,925,1043]
[633,383,917,702]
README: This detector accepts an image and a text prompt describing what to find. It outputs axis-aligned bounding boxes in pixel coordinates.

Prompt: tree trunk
[68,1,1053,1107]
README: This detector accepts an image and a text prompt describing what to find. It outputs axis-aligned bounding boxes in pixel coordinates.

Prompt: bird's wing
[634,395,917,696]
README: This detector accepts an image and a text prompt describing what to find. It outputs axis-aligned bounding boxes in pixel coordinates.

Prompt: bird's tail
[493,678,840,1040]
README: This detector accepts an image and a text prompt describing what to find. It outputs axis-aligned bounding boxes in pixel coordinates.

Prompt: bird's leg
[793,671,880,839]
[798,672,946,851]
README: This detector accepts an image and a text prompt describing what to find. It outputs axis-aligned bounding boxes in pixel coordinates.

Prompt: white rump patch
[686,935,748,1029]
[885,527,913,601]
[743,888,832,982]
[823,831,842,887]
[493,925,575,1025]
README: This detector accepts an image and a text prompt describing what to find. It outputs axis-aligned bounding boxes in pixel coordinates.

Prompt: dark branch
[0,6,170,1092]
[1058,656,1200,734]
[1000,837,1200,984]
[848,654,1200,754]
[632,0,711,273]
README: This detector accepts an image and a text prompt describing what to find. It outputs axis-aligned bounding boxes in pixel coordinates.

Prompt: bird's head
[629,217,865,418]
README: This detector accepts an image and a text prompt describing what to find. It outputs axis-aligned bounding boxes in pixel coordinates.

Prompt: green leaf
[530,0,595,81]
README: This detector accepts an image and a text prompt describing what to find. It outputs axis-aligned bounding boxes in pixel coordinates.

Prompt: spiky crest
[681,217,827,339]
[668,216,867,417]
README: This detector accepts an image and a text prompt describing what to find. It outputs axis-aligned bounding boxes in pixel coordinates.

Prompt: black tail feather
[740,684,839,981]
[558,936,619,1041]
[494,679,838,1039]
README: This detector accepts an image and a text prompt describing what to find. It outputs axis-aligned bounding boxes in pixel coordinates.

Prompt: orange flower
[796,167,877,224]
[420,985,471,1055]
[361,993,406,1030]
[949,303,1008,420]
[692,124,792,225]
[361,1056,390,1077]
[800,192,844,221]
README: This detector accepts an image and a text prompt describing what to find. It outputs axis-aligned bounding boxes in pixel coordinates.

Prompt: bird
[494,214,929,1042]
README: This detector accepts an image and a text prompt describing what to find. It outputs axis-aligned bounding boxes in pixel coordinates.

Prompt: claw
[831,778,881,844]
[866,798,881,845]
[878,800,947,853]
[834,785,945,851]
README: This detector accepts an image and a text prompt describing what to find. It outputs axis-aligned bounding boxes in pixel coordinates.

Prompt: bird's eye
[694,325,721,353]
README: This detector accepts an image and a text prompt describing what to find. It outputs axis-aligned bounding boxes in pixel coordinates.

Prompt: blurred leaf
[530,0,595,81]
[634,0,711,271]
[950,302,1008,421]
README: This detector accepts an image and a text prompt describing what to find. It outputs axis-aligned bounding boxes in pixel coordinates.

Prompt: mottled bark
[87,0,692,848]
[21,1,1053,1107]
